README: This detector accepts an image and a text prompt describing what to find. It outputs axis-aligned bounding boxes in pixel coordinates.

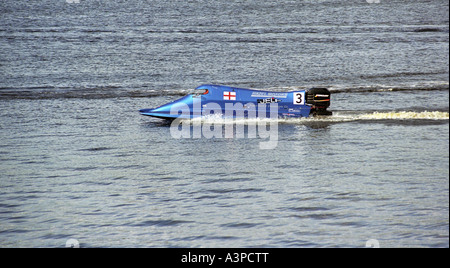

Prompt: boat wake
[179,110,449,126]
[1,81,448,100]
[284,110,449,127]
[356,111,449,120]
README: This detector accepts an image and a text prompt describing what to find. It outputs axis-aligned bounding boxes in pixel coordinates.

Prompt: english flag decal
[223,91,236,100]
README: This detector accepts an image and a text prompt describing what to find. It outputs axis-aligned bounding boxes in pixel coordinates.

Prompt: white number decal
[293,92,305,105]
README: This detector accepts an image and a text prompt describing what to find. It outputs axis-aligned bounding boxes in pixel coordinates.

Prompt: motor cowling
[306,88,332,116]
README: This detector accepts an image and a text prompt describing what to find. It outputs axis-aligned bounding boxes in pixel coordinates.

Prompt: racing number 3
[293,92,305,105]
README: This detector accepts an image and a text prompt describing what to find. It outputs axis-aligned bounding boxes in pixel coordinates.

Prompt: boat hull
[140,85,331,119]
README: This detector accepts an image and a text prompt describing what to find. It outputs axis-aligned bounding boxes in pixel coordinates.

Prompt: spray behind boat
[306,88,332,116]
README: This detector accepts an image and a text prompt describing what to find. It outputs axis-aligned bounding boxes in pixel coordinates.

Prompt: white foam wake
[357,111,449,120]
[179,111,449,125]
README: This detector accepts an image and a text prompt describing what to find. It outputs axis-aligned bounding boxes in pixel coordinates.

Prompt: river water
[0,0,448,247]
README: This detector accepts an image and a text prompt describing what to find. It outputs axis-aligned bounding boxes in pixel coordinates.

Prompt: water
[0,0,448,248]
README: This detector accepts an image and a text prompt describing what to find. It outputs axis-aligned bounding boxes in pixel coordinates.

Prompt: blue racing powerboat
[139,84,331,119]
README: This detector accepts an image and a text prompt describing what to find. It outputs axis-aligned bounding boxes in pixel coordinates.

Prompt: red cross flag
[223,91,236,100]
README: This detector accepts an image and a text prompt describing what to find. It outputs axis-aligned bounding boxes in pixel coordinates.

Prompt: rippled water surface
[0,0,449,247]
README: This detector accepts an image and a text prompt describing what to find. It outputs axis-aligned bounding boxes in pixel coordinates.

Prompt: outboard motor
[306,88,332,116]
